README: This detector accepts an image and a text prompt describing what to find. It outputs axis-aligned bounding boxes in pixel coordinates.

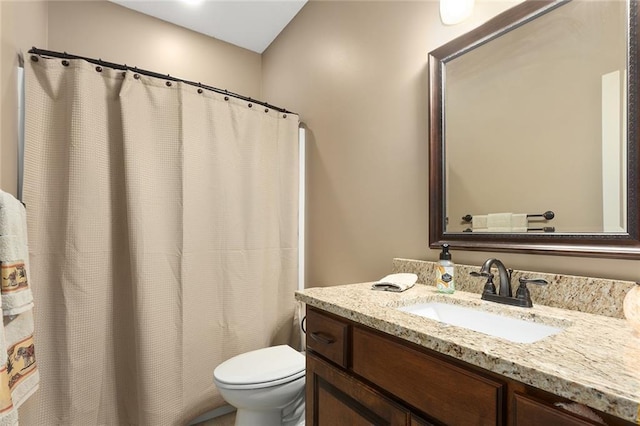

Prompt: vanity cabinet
[307,353,412,425]
[512,393,598,426]
[305,306,634,426]
[351,326,504,425]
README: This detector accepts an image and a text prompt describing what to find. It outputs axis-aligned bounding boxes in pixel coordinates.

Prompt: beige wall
[262,0,640,285]
[1,1,48,198]
[47,1,261,99]
[0,0,262,198]
[3,0,639,286]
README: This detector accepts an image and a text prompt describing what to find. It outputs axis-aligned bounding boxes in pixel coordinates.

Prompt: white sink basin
[397,302,564,344]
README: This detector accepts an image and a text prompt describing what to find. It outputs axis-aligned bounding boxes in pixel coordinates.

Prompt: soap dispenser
[436,244,455,294]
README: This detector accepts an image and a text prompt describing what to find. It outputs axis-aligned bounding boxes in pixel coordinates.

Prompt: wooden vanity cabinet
[351,326,504,425]
[305,307,349,368]
[306,352,413,425]
[305,306,635,426]
[512,392,599,426]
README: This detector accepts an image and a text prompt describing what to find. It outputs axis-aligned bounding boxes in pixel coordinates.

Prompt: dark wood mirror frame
[429,0,640,259]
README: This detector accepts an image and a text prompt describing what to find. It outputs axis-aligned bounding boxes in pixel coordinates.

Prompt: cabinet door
[513,393,601,426]
[411,414,437,426]
[352,326,505,426]
[306,352,410,426]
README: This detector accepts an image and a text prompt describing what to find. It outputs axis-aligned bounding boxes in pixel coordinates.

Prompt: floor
[197,411,236,426]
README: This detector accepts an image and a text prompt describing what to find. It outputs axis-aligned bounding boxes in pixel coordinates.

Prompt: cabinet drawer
[513,393,601,426]
[352,326,505,425]
[306,308,349,368]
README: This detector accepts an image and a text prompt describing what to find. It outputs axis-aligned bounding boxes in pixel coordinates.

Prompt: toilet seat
[214,345,305,390]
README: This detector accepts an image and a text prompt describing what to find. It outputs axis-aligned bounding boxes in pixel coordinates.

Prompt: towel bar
[462,226,556,233]
[462,211,554,223]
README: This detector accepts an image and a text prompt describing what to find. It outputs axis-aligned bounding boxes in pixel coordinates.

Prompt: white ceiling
[110,0,308,54]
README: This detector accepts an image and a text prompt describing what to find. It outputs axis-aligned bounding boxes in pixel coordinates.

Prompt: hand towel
[371,273,418,292]
[471,215,487,230]
[488,227,513,232]
[487,213,512,229]
[511,214,528,232]
[0,191,38,424]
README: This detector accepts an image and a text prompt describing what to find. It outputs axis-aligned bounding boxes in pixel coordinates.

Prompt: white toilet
[213,345,306,426]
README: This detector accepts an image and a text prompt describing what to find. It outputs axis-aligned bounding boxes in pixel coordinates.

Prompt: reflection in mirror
[429,0,640,258]
[445,0,627,233]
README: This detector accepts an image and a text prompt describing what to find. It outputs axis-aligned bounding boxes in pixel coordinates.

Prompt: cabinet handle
[309,331,336,345]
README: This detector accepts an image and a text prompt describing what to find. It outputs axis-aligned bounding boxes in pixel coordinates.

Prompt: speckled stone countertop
[392,258,636,319]
[295,282,640,423]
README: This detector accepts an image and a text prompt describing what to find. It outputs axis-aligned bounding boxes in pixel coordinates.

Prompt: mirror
[429,0,640,258]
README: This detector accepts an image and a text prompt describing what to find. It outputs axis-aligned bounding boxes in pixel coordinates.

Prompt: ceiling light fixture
[181,0,205,6]
[440,0,475,25]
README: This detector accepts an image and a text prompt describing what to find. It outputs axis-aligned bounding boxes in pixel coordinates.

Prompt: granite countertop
[295,282,640,423]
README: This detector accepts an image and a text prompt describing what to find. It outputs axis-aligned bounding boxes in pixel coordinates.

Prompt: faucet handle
[518,277,548,286]
[471,271,497,295]
[516,277,549,307]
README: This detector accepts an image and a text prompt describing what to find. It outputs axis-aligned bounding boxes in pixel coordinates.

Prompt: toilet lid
[214,345,305,387]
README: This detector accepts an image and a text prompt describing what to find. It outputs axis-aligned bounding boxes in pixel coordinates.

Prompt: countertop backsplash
[392,258,635,319]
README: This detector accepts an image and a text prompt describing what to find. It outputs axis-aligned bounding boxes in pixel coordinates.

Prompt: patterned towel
[0,192,38,425]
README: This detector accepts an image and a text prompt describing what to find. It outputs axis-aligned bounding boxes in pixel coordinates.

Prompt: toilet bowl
[214,345,306,426]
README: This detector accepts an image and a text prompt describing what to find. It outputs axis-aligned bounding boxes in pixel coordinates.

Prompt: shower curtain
[20,56,299,425]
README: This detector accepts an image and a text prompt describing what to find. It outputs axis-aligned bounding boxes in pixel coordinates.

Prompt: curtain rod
[28,47,295,115]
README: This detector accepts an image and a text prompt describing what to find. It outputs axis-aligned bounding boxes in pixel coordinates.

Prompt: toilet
[213,345,306,426]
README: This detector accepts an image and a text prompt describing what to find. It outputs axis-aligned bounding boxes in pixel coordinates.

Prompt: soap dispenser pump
[436,244,455,294]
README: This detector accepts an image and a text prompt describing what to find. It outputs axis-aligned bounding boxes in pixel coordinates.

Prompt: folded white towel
[488,213,512,228]
[471,215,487,230]
[511,214,528,229]
[371,273,418,292]
[487,227,512,232]
[473,213,528,232]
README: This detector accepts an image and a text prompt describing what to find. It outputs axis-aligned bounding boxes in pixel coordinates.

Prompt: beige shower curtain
[21,56,299,425]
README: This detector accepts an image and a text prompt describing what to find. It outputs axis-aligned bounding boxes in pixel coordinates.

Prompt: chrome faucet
[470,258,549,308]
